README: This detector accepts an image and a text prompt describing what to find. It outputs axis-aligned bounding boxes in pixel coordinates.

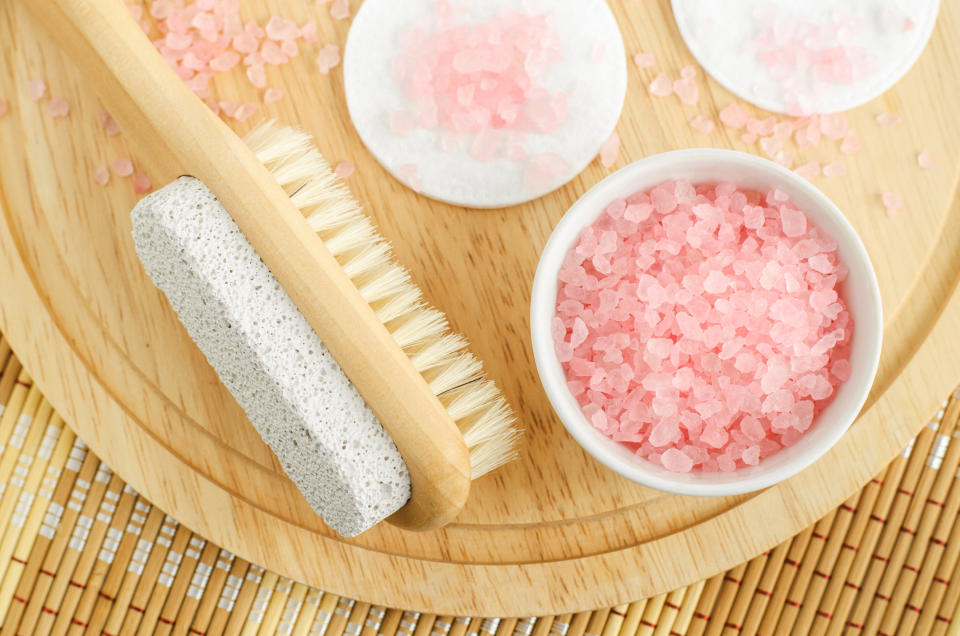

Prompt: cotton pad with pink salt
[553,179,853,472]
[343,0,626,208]
[672,0,939,114]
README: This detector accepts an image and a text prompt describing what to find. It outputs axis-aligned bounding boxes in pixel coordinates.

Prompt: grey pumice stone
[130,176,411,537]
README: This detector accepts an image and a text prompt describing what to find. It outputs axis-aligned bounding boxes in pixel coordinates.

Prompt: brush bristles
[245,122,520,478]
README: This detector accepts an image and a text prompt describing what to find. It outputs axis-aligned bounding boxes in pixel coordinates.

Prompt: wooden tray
[1,0,959,617]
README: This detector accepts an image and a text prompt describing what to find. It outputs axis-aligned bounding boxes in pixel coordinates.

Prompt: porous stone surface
[131,176,410,536]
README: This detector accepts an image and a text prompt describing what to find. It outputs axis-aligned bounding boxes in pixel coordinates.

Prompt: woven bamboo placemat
[0,334,958,636]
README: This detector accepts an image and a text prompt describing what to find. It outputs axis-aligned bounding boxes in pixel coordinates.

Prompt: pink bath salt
[875,112,902,128]
[92,166,110,186]
[334,160,355,179]
[209,51,240,72]
[133,173,152,194]
[818,113,848,140]
[47,97,70,119]
[396,163,422,192]
[840,132,861,155]
[672,78,698,106]
[689,115,715,134]
[648,73,672,97]
[555,179,852,472]
[598,132,620,169]
[719,103,749,130]
[218,101,239,118]
[98,109,121,136]
[794,161,821,180]
[263,88,283,104]
[882,191,902,218]
[330,0,351,20]
[316,44,341,74]
[633,52,655,68]
[232,102,257,122]
[26,79,46,101]
[680,66,696,80]
[917,151,935,170]
[265,16,300,41]
[300,20,317,44]
[822,161,846,178]
[111,157,134,177]
[661,448,694,473]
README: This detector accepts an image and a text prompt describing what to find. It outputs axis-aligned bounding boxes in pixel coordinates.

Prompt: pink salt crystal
[265,16,299,41]
[396,163,422,192]
[633,52,655,68]
[795,161,821,180]
[47,97,70,119]
[875,112,902,128]
[680,66,696,80]
[598,132,620,169]
[246,64,267,89]
[316,44,341,74]
[111,157,134,178]
[779,205,807,237]
[689,115,715,134]
[742,446,760,466]
[232,32,259,54]
[661,448,693,473]
[741,132,758,144]
[92,166,110,186]
[819,113,848,140]
[822,162,846,178]
[917,151,935,170]
[882,191,902,218]
[209,51,240,72]
[263,88,283,104]
[719,103,749,130]
[218,101,238,118]
[301,20,317,44]
[232,102,257,122]
[840,132,860,155]
[332,161,354,181]
[330,0,350,20]
[672,78,698,106]
[26,79,46,101]
[648,73,672,98]
[133,173,152,194]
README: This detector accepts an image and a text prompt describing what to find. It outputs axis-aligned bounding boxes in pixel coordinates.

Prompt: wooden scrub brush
[26,0,519,536]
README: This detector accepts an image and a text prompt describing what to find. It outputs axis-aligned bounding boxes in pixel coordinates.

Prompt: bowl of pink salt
[531,149,882,496]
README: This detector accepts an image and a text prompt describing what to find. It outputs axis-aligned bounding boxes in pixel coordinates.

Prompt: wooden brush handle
[23,0,470,531]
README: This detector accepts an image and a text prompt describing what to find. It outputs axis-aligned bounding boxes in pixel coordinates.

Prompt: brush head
[131,176,411,537]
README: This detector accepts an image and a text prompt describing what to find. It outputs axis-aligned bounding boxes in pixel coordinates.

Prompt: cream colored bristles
[244,122,519,478]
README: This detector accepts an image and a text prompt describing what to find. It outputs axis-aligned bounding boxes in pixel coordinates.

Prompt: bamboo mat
[0,336,959,635]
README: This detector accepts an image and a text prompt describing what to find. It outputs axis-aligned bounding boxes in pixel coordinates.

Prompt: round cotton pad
[672,0,940,115]
[343,0,627,209]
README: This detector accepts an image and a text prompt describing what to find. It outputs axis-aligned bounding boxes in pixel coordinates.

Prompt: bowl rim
[530,148,883,496]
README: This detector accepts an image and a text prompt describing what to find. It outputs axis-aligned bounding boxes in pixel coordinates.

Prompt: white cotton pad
[130,177,411,537]
[343,0,627,209]
[672,0,940,115]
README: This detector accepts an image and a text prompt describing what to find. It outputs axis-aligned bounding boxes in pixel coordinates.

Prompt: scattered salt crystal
[301,20,317,44]
[822,162,846,178]
[689,115,714,134]
[876,112,902,128]
[334,161,355,179]
[133,173,152,194]
[47,97,70,118]
[917,151,935,170]
[92,166,110,186]
[598,132,620,169]
[111,157,134,177]
[648,73,672,98]
[265,16,300,41]
[264,88,283,104]
[396,163,422,192]
[232,102,257,122]
[719,103,749,129]
[672,78,698,106]
[882,191,902,218]
[794,161,821,180]
[680,66,697,80]
[316,44,341,74]
[330,0,351,20]
[633,52,655,68]
[26,79,46,101]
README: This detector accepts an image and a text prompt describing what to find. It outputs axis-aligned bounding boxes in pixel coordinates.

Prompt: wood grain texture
[0,0,959,617]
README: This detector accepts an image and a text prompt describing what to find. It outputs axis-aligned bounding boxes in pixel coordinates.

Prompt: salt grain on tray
[553,179,852,472]
[634,52,655,68]
[47,97,70,119]
[917,150,935,170]
[334,160,355,179]
[26,79,46,101]
[92,166,110,186]
[111,157,134,177]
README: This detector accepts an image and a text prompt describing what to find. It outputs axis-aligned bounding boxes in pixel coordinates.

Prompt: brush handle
[23,0,471,531]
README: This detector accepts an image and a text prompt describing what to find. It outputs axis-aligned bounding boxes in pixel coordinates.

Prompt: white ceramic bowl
[531,149,883,496]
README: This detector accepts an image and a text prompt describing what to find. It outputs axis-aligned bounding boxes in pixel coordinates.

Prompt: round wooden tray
[1,0,959,617]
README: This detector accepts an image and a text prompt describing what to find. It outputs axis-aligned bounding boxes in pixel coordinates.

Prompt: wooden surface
[1,0,959,617]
